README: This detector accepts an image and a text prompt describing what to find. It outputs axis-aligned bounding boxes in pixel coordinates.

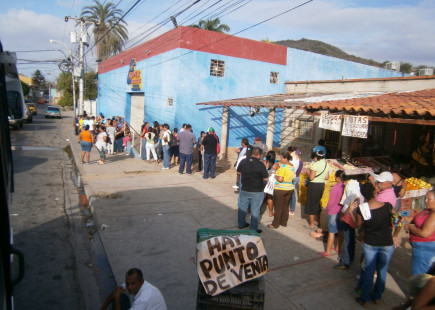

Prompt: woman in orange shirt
[78,124,94,164]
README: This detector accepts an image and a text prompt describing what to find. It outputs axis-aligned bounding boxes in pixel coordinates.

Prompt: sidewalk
[62,110,410,309]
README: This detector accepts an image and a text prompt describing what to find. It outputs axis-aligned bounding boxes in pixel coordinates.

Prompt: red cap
[254,137,261,142]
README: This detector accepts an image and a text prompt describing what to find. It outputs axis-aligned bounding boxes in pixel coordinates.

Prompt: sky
[1,0,434,80]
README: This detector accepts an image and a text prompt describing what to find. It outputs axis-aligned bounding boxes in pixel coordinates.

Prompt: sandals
[267,224,278,229]
[355,297,369,308]
[317,251,331,257]
[303,225,317,231]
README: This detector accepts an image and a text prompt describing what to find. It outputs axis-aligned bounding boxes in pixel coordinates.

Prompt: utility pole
[65,16,97,116]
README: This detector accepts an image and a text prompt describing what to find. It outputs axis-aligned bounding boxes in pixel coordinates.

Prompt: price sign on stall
[341,115,369,138]
[319,112,342,132]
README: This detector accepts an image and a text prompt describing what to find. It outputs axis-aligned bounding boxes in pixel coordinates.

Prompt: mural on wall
[127,58,142,91]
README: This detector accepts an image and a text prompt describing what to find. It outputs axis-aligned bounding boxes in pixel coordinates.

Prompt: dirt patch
[96,192,123,199]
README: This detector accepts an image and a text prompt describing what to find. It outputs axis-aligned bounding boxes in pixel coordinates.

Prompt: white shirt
[161,130,171,146]
[106,126,116,138]
[122,281,167,310]
[95,132,107,150]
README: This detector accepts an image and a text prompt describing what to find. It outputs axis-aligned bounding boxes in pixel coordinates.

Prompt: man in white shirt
[100,268,167,310]
[161,124,171,170]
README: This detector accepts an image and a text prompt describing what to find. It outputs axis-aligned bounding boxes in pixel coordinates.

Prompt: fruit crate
[197,228,262,243]
[196,278,265,310]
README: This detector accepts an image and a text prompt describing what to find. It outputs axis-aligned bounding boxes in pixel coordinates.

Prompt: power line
[147,0,314,69]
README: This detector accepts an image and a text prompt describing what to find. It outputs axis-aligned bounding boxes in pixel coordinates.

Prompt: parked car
[44,106,62,119]
[26,103,37,115]
[23,105,32,123]
[6,73,26,130]
[37,98,45,104]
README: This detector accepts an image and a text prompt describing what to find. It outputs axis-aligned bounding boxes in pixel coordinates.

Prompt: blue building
[97,26,402,151]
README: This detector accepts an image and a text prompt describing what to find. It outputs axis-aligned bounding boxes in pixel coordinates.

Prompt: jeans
[289,176,299,212]
[163,144,170,168]
[203,153,216,178]
[238,190,264,231]
[141,138,147,160]
[360,243,395,302]
[340,221,355,266]
[198,150,202,171]
[179,153,193,174]
[411,241,435,275]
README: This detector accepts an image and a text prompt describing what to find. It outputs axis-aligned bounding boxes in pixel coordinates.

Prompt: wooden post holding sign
[341,115,369,139]
[196,235,268,296]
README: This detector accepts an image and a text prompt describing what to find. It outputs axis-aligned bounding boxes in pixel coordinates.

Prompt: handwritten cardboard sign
[319,112,342,132]
[196,235,268,296]
[341,115,369,138]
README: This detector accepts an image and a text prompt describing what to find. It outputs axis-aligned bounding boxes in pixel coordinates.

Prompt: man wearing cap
[201,127,219,179]
[253,137,268,154]
[369,171,397,209]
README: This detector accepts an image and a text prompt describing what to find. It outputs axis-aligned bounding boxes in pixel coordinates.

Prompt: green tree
[81,0,129,61]
[32,69,47,91]
[56,72,76,107]
[84,70,98,100]
[189,18,230,33]
[261,38,273,44]
[400,62,413,74]
[21,81,30,96]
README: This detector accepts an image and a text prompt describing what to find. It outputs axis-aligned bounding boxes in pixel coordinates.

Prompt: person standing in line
[267,152,295,229]
[196,131,206,172]
[100,268,167,310]
[78,124,94,164]
[237,147,268,234]
[288,146,302,216]
[253,137,268,154]
[140,122,149,160]
[233,138,251,190]
[145,128,159,164]
[304,150,329,230]
[201,127,219,179]
[313,139,327,158]
[95,125,108,165]
[177,124,196,174]
[161,124,171,170]
[170,127,179,166]
[106,120,116,155]
[405,190,435,275]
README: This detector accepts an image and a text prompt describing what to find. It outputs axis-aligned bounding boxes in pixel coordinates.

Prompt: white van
[4,52,26,129]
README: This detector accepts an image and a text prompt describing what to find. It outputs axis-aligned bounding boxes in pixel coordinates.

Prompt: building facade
[98,26,402,148]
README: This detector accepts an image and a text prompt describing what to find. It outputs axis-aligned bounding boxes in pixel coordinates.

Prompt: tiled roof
[305,89,435,119]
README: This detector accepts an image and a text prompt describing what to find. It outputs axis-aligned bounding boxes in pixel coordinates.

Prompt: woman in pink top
[405,190,435,275]
[318,170,346,257]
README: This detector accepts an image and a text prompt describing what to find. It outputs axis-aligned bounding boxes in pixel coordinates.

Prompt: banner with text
[319,112,342,132]
[341,115,369,138]
[197,235,268,296]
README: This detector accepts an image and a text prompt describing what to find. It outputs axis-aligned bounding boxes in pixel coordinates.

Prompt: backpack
[168,132,177,147]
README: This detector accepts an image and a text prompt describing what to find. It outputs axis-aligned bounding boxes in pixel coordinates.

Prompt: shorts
[328,213,340,234]
[80,141,92,152]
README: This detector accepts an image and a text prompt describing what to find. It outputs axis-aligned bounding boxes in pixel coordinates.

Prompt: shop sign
[197,235,268,296]
[319,112,342,132]
[127,58,141,91]
[341,115,369,138]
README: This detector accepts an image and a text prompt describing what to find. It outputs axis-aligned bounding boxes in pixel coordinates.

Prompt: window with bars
[270,72,279,84]
[293,116,314,140]
[167,98,173,107]
[210,59,225,77]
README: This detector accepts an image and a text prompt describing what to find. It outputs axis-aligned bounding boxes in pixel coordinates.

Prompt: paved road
[9,105,85,310]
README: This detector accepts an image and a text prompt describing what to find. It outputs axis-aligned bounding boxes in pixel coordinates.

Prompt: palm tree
[81,0,128,61]
[190,18,230,33]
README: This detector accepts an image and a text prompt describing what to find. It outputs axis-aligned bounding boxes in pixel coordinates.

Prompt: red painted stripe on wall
[99,26,287,74]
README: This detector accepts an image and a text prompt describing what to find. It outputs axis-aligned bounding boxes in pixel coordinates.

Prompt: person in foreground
[348,182,401,307]
[405,190,435,275]
[100,268,167,310]
[237,147,268,233]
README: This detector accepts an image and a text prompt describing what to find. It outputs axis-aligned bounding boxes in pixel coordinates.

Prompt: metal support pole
[79,20,84,116]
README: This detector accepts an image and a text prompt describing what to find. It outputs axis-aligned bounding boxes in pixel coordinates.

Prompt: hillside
[274,38,381,67]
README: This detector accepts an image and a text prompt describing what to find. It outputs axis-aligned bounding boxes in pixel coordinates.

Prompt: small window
[167,98,173,107]
[210,59,225,77]
[270,72,279,84]
[294,116,314,140]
